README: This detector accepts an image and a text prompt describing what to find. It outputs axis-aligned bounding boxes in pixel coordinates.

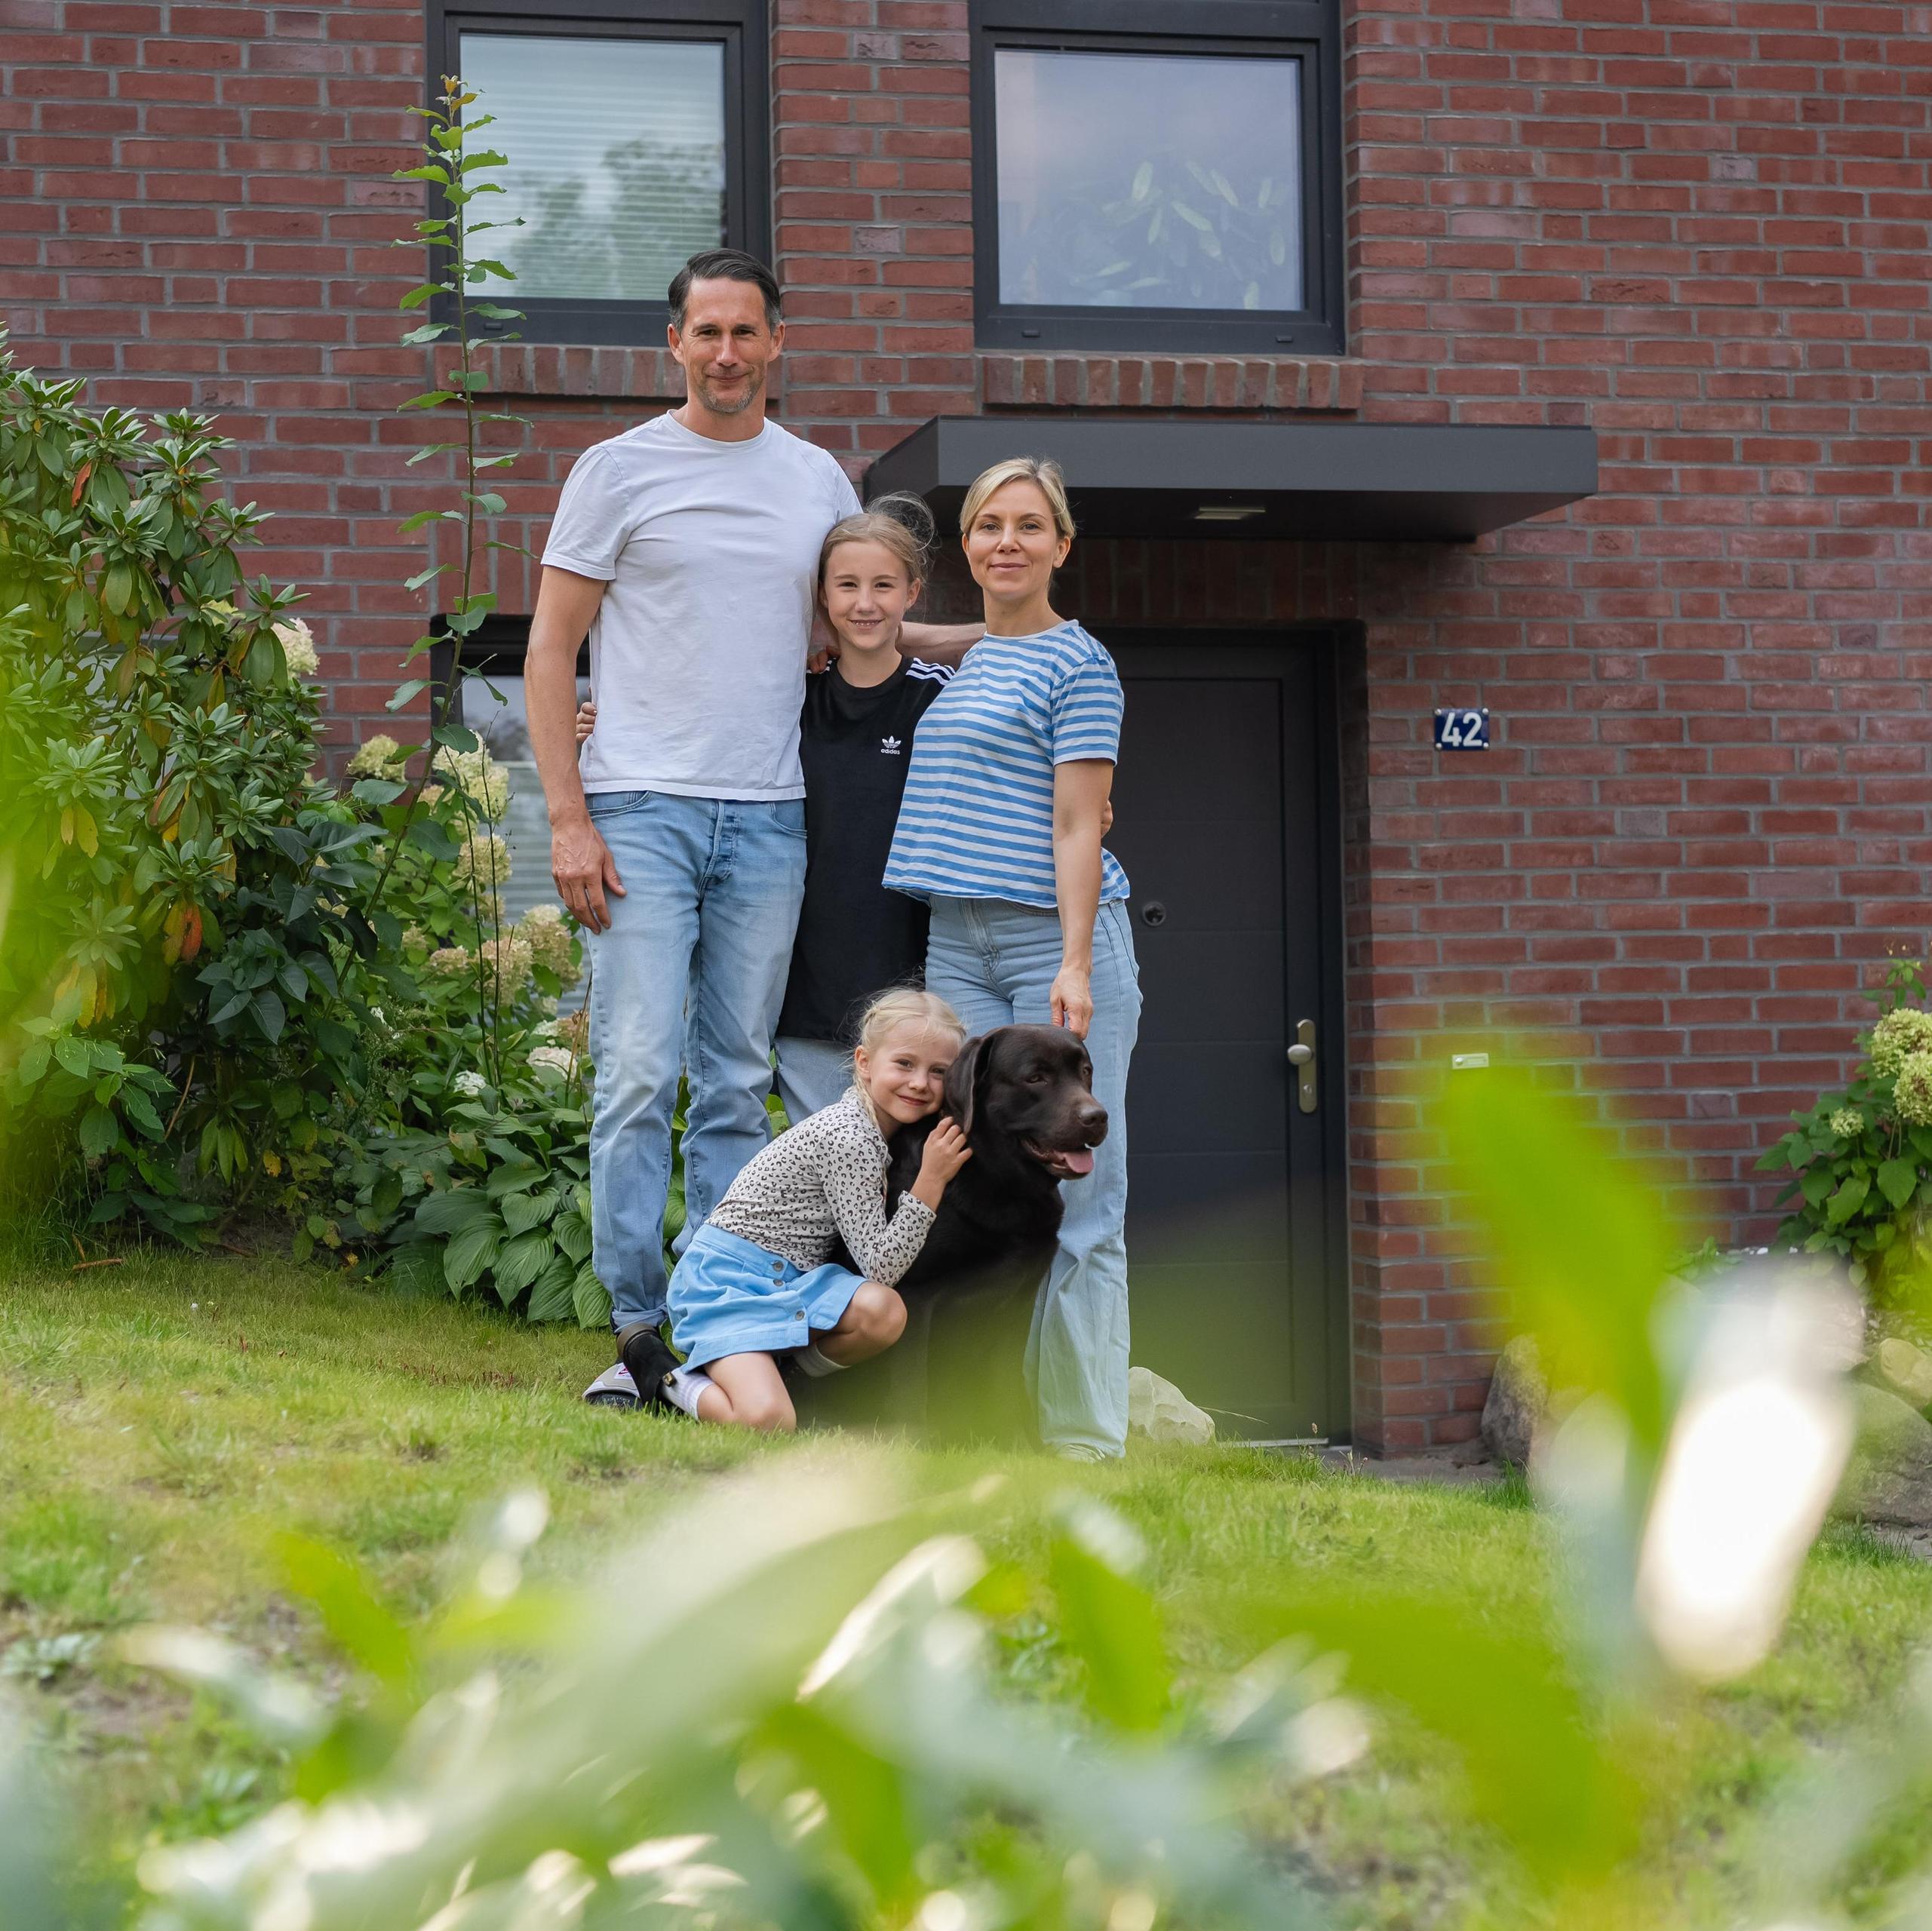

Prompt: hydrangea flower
[1869,1006,1932,1079]
[275,616,319,678]
[480,933,533,1005]
[556,1008,590,1056]
[453,1069,487,1098]
[433,744,511,821]
[425,945,472,978]
[518,904,579,984]
[349,735,408,781]
[1895,1049,1932,1128]
[527,1045,576,1078]
[453,832,511,892]
[1828,1107,1863,1139]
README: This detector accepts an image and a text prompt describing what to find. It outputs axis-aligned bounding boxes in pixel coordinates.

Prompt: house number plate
[1433,706,1491,751]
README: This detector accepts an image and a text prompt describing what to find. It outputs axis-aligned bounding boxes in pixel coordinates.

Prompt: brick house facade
[7,0,1930,1450]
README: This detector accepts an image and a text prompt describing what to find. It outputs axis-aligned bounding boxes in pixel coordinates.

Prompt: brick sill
[981,351,1361,413]
[470,342,683,401]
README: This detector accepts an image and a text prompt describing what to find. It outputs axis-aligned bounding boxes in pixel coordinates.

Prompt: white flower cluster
[527,1045,576,1079]
[453,832,511,892]
[1828,1107,1863,1139]
[275,616,319,678]
[349,734,410,781]
[1897,1054,1932,1129]
[453,1069,487,1098]
[433,744,511,821]
[480,933,533,1006]
[425,945,472,978]
[1869,1006,1932,1079]
[518,904,579,986]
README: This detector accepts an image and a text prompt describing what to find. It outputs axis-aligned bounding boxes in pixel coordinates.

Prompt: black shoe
[619,1325,682,1414]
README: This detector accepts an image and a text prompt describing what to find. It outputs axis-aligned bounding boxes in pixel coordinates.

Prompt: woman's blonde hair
[818,490,935,589]
[855,986,965,1057]
[958,456,1076,543]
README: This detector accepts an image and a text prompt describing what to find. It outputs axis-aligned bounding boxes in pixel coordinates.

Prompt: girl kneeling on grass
[657,987,972,1431]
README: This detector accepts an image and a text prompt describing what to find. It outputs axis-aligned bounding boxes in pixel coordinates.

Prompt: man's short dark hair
[668,250,782,332]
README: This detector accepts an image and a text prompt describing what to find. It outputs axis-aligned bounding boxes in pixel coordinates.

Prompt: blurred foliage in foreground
[3,1073,1931,1929]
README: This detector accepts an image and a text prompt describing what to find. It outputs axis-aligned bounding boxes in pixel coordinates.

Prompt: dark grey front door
[1105,633,1347,1441]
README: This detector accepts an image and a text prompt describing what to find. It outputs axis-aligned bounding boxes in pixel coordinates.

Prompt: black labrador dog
[794,1023,1107,1442]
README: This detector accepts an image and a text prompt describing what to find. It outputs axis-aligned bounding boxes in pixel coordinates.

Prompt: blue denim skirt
[668,1223,863,1371]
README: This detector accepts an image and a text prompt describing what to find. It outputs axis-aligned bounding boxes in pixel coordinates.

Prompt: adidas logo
[880,735,901,755]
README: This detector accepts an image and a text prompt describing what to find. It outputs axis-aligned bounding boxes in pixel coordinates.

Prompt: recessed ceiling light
[1193,504,1266,522]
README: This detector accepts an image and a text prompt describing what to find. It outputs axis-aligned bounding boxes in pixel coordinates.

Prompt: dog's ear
[945,1032,996,1138]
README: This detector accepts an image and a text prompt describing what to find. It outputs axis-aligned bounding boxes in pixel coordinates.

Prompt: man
[525,249,975,1409]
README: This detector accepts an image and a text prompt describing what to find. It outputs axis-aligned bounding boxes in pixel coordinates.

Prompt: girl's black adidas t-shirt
[777,658,954,1045]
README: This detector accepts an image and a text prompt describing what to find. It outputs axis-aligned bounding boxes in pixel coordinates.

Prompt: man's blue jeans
[583,791,806,1338]
[924,897,1141,1457]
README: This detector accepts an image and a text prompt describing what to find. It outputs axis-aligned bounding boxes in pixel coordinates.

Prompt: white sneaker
[1052,1443,1107,1463]
[582,1360,640,1411]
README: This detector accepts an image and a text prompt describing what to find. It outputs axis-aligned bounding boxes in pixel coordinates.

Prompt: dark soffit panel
[864,416,1599,542]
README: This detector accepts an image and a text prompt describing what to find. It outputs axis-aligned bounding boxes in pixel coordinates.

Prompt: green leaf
[251,988,286,1044]
[400,322,453,345]
[352,778,409,806]
[501,1187,560,1236]
[386,678,432,711]
[414,1187,497,1237]
[1800,1164,1835,1208]
[491,1230,554,1303]
[572,1264,612,1329]
[1826,1172,1870,1227]
[552,1208,591,1263]
[54,1036,92,1079]
[78,1104,120,1159]
[17,1039,51,1084]
[1439,1069,1685,1454]
[443,1218,502,1293]
[1876,1158,1921,1211]
[485,1161,546,1199]
[526,1254,576,1322]
[275,1535,417,1692]
[1048,1501,1170,1732]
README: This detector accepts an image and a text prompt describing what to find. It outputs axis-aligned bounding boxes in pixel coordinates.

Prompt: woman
[883,456,1139,1462]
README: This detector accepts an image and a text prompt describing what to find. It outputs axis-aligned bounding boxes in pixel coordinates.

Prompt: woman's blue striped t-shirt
[883,619,1132,910]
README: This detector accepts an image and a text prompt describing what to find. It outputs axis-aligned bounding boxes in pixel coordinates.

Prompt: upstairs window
[972,0,1343,355]
[431,0,769,346]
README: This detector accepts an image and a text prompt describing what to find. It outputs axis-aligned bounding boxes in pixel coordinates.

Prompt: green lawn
[5,1248,1931,1927]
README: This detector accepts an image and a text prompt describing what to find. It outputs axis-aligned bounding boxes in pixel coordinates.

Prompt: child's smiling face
[854,1020,960,1128]
[822,538,919,660]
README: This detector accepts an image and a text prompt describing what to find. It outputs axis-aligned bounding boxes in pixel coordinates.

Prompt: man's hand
[552,813,625,935]
[576,699,597,744]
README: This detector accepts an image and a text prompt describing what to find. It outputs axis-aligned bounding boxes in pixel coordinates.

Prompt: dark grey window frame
[969,0,1344,356]
[427,0,769,348]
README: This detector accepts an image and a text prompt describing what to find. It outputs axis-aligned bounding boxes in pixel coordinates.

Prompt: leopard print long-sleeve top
[704,1086,935,1285]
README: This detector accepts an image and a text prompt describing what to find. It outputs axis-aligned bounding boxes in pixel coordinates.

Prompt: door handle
[1286,1019,1316,1114]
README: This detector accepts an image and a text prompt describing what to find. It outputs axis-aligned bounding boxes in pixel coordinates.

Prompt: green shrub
[1758,956,1932,1294]
[0,361,395,1242]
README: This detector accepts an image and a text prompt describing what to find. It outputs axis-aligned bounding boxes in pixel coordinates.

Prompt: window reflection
[459,33,726,303]
[994,48,1304,314]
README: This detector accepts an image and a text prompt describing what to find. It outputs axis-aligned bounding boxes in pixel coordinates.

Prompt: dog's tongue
[1058,1147,1096,1176]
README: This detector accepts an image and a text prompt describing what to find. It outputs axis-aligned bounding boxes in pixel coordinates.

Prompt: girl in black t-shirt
[575,494,951,1122]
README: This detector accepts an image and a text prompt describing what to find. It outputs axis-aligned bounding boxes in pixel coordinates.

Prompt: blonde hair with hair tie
[818,491,935,590]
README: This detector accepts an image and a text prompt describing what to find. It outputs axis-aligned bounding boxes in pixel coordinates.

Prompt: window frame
[426,0,769,348]
[969,0,1344,356]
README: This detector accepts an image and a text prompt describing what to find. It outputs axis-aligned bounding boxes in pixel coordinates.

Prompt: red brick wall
[7,0,1930,1450]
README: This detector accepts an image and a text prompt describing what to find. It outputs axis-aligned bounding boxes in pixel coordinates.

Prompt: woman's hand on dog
[911,1118,973,1208]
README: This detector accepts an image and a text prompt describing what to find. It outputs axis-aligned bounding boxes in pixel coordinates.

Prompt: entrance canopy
[865,416,1598,543]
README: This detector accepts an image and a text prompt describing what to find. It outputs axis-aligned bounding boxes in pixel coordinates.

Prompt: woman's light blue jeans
[583,790,806,1340]
[924,897,1141,1458]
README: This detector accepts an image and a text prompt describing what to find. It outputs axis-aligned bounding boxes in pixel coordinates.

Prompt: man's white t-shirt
[541,413,862,800]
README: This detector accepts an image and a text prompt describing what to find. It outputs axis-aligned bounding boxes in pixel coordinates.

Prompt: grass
[4,1246,1932,1927]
